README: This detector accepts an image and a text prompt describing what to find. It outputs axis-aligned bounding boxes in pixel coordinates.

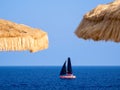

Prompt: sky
[0,0,120,66]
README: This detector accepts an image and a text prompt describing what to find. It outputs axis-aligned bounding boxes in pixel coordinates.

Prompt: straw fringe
[0,19,48,52]
[75,0,120,42]
[0,35,48,52]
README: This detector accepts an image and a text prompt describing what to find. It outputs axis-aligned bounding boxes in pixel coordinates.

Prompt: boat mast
[67,57,72,74]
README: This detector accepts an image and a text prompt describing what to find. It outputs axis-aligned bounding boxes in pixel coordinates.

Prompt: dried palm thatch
[0,19,48,52]
[75,0,120,42]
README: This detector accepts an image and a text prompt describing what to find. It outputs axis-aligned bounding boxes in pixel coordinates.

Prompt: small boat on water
[59,57,76,79]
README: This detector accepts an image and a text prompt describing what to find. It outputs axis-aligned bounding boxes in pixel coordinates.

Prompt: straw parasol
[0,19,48,52]
[75,0,120,42]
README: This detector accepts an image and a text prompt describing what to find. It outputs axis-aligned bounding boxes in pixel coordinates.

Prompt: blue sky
[1,0,119,66]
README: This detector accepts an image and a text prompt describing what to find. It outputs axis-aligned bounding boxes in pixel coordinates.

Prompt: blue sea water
[0,66,120,90]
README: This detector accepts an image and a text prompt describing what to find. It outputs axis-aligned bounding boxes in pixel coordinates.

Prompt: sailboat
[59,57,76,79]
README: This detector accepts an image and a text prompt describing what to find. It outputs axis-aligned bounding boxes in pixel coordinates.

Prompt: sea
[0,66,120,90]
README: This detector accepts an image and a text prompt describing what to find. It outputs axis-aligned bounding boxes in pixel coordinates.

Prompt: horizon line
[0,65,120,67]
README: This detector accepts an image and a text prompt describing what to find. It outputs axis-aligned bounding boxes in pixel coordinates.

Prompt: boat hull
[60,75,76,79]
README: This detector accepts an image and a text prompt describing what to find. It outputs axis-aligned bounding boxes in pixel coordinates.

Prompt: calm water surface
[0,66,120,90]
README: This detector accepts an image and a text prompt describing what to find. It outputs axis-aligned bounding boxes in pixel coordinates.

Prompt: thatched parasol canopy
[0,19,48,52]
[75,0,120,42]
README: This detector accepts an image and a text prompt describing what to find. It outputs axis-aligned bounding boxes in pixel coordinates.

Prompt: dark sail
[67,57,72,74]
[60,61,66,75]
